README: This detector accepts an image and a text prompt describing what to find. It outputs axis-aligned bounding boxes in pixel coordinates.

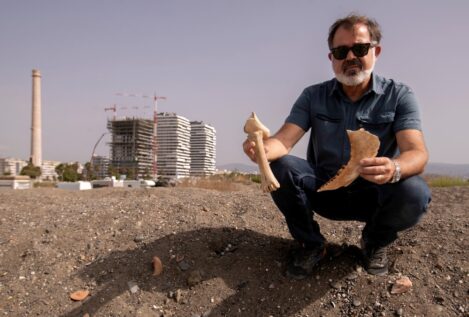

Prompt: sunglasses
[330,43,376,60]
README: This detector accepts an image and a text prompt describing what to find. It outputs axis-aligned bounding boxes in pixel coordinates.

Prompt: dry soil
[0,184,467,316]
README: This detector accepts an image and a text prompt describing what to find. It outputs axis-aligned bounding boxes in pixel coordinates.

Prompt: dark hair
[328,14,382,49]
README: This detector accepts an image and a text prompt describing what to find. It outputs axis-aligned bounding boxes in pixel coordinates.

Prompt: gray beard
[335,67,373,86]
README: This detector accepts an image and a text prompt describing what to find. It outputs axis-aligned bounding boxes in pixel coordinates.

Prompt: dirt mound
[0,185,467,316]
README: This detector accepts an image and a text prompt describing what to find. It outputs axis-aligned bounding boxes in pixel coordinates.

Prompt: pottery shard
[152,256,163,276]
[391,276,413,294]
[70,290,90,301]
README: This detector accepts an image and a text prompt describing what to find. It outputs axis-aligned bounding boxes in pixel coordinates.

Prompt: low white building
[41,160,61,181]
[0,158,28,176]
[0,176,32,189]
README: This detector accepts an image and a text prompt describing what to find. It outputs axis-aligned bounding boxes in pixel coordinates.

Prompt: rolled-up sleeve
[393,87,422,132]
[285,89,312,132]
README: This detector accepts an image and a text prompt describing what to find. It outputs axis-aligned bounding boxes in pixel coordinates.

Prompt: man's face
[329,23,381,87]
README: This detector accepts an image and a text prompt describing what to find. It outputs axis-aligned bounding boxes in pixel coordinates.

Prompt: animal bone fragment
[318,128,379,192]
[244,112,280,192]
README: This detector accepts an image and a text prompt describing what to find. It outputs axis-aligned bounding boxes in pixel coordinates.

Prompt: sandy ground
[0,184,467,317]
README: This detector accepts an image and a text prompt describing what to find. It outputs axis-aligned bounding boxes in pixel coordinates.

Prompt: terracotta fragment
[70,290,90,301]
[152,256,163,276]
[391,276,413,294]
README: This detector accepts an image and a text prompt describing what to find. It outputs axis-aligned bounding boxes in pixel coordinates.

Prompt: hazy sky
[1,1,468,166]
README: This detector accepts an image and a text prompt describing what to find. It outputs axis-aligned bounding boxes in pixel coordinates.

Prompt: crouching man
[243,14,431,279]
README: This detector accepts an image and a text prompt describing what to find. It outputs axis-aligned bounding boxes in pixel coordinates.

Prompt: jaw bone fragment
[317,128,380,192]
[244,112,280,192]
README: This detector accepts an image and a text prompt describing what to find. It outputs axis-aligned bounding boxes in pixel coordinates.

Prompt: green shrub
[427,176,469,187]
[249,174,261,183]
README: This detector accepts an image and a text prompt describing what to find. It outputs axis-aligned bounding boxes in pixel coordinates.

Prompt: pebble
[127,281,139,294]
[330,282,342,290]
[346,273,358,281]
[134,235,144,243]
[175,289,182,303]
[187,270,203,287]
[352,299,361,307]
[396,308,403,316]
[178,260,191,271]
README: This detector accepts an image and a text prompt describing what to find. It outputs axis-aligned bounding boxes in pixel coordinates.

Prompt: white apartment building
[156,112,191,179]
[0,158,28,176]
[190,121,216,176]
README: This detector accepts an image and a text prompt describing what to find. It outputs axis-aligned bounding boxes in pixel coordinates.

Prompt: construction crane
[104,104,117,120]
[114,92,167,179]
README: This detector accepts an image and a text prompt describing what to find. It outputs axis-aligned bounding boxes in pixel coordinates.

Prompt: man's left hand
[359,157,395,184]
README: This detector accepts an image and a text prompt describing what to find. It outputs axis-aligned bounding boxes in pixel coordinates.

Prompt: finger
[360,157,389,166]
[242,140,255,152]
[360,165,387,175]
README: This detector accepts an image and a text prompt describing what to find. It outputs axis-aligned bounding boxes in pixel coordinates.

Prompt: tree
[82,162,96,180]
[55,163,65,181]
[55,163,80,182]
[20,162,42,179]
[108,165,119,178]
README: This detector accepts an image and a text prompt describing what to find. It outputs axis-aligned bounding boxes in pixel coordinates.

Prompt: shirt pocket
[311,112,345,169]
[356,111,394,130]
[356,111,395,150]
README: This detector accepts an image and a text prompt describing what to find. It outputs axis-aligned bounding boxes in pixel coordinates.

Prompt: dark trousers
[270,155,432,249]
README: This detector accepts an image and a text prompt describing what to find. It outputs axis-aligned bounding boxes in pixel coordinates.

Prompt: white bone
[244,112,280,193]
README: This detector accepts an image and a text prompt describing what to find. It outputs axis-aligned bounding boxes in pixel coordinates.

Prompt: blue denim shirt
[286,73,422,177]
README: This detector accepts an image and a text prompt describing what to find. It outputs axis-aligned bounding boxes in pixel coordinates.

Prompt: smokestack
[31,69,42,167]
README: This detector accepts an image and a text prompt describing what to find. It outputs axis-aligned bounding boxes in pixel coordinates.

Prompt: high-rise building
[107,118,153,178]
[156,112,191,179]
[190,121,216,176]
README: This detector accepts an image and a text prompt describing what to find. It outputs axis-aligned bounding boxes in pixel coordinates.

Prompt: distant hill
[218,162,469,178]
[425,162,469,178]
[217,163,258,173]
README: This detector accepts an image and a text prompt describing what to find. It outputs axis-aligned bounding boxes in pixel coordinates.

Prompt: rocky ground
[0,183,467,317]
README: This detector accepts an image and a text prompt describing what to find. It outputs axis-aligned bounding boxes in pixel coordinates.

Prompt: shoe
[286,245,326,280]
[361,239,389,276]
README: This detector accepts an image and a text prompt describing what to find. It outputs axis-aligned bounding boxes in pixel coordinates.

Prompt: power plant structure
[31,69,42,167]
[106,112,216,179]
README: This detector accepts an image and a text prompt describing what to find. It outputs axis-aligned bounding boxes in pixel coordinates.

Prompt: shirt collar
[370,72,384,95]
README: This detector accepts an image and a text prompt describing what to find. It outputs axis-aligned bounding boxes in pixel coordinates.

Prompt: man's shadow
[62,227,361,316]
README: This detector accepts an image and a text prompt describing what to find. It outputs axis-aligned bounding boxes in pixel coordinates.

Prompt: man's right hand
[243,139,259,163]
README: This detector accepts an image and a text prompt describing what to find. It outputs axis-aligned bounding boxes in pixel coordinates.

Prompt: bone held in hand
[317,128,380,192]
[244,112,280,192]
